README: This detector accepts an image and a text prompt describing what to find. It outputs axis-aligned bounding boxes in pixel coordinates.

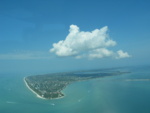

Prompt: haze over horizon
[0,0,150,73]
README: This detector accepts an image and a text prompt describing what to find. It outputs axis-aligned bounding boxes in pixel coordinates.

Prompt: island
[24,69,129,99]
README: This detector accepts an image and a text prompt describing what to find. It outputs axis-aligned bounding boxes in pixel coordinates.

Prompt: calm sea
[0,66,150,113]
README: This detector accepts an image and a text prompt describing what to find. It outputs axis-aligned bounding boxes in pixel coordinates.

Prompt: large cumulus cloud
[50,25,131,59]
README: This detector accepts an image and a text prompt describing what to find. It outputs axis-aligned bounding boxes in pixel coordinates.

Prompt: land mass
[24,69,129,99]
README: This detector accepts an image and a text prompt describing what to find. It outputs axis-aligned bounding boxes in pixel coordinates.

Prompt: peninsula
[24,69,129,99]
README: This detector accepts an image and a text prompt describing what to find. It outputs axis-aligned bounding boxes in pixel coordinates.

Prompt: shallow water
[0,66,150,113]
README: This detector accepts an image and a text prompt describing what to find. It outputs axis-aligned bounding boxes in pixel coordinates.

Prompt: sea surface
[0,66,150,113]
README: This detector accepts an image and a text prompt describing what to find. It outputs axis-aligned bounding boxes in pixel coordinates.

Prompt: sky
[0,0,150,74]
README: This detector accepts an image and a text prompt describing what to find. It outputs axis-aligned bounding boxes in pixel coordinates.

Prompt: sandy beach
[23,77,46,99]
[24,77,65,100]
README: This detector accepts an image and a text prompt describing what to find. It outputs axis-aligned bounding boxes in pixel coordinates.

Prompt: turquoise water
[0,66,150,113]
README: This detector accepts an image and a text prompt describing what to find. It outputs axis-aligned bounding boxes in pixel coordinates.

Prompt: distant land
[24,69,130,99]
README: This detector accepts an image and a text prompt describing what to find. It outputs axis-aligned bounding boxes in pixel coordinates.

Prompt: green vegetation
[25,69,129,99]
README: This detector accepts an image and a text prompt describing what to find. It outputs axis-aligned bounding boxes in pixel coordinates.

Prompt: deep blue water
[0,66,150,113]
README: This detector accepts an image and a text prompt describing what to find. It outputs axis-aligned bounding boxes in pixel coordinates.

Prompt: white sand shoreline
[23,77,46,99]
[23,77,65,100]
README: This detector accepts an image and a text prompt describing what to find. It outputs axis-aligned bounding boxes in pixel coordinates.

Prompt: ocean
[0,66,150,113]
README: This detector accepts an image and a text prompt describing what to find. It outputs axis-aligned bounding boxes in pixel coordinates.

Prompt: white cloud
[116,50,131,59]
[88,48,114,59]
[50,25,131,59]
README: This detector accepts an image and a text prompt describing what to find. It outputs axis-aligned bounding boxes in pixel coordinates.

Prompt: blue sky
[0,0,150,73]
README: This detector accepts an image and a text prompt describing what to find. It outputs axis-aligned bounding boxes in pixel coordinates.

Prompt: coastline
[23,77,46,99]
[23,77,65,100]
